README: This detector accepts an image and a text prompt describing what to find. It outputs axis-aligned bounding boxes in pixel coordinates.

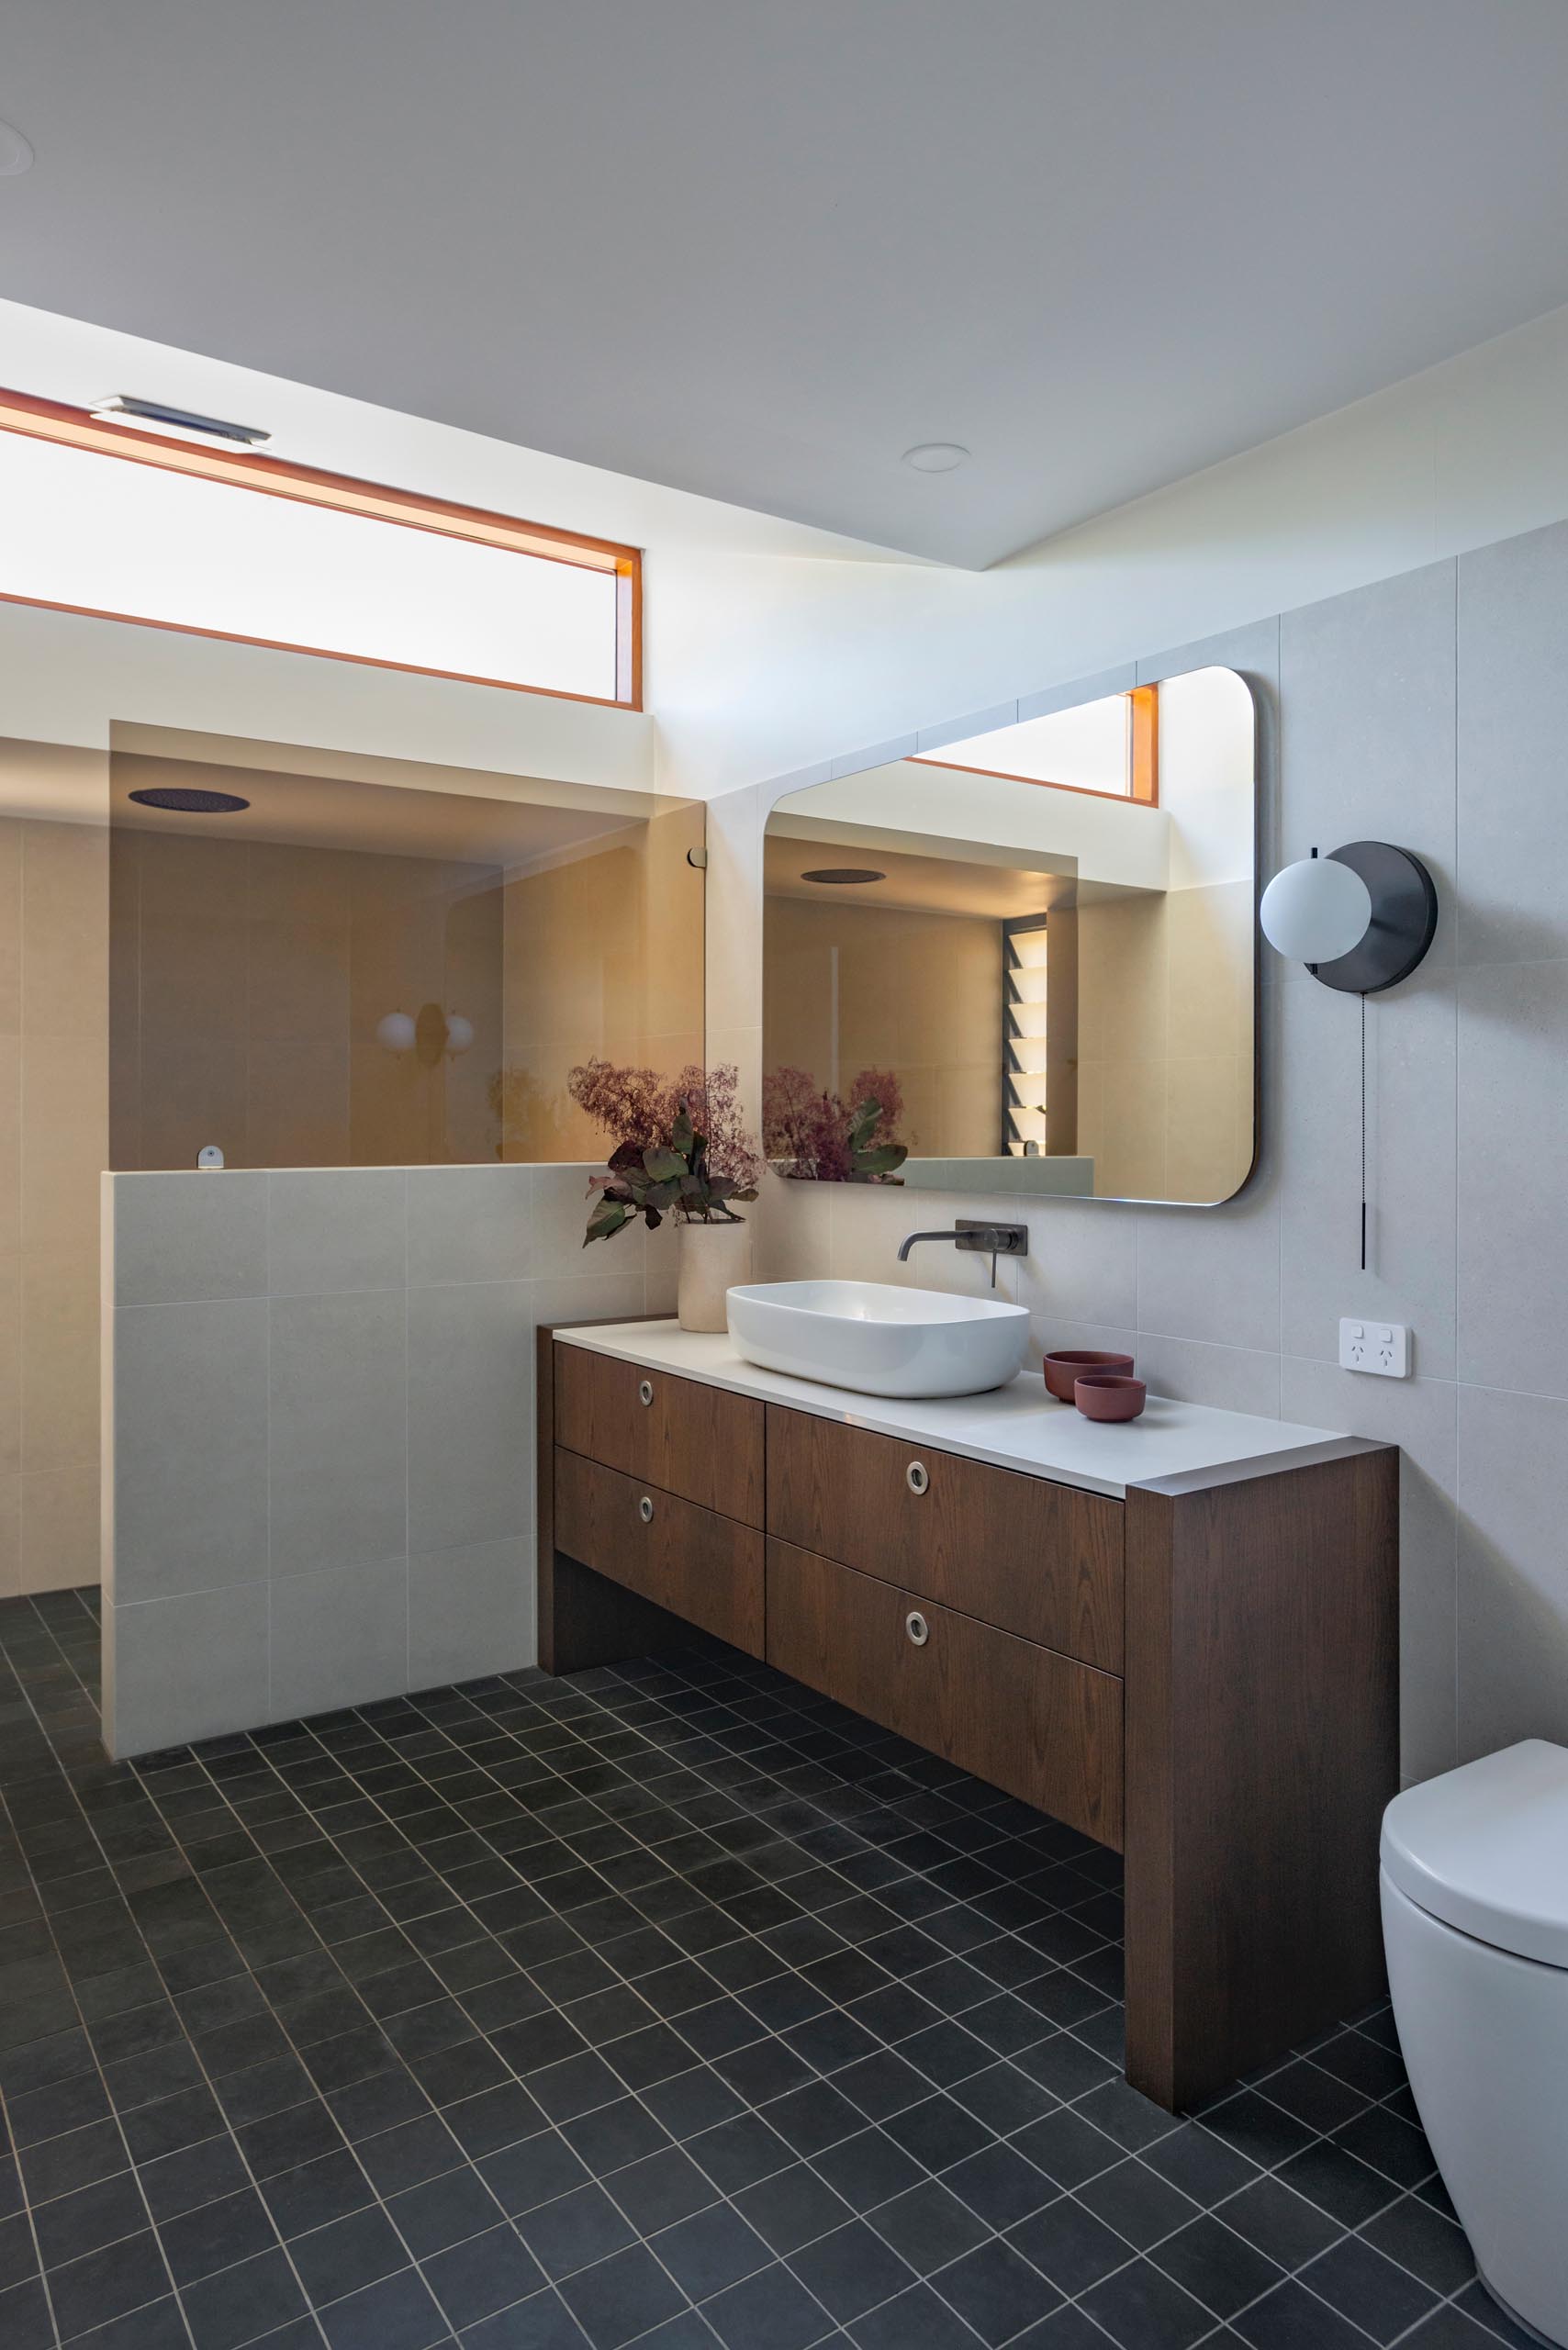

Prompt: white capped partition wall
[101,1166,678,1757]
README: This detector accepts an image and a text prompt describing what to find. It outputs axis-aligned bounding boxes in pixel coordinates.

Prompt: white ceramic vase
[677,1215,753,1333]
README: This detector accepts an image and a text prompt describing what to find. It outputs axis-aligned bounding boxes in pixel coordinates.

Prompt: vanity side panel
[556,1344,765,1526]
[1123,1443,1398,2109]
[766,1405,1125,1672]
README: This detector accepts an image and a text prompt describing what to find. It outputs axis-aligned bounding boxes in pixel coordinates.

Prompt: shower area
[0,719,703,1627]
[106,724,704,1172]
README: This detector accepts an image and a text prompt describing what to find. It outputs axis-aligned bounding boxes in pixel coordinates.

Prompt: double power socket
[1338,1318,1409,1378]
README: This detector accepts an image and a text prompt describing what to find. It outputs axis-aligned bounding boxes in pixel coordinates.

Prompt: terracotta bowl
[1042,1348,1135,1403]
[1074,1374,1147,1423]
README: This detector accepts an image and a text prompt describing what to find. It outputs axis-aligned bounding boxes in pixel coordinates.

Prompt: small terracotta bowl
[1043,1348,1135,1403]
[1074,1374,1147,1423]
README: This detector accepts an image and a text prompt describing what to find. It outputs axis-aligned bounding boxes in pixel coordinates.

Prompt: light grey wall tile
[406,1166,534,1286]
[269,1292,408,1574]
[270,1558,409,1720]
[1278,561,1457,959]
[1281,1358,1459,1784]
[106,1584,269,1758]
[915,699,1020,751]
[111,1172,268,1306]
[1135,1183,1280,1355]
[268,1169,406,1296]
[1457,958,1568,1398]
[409,1538,532,1689]
[1277,968,1457,1374]
[531,1267,648,1329]
[1457,519,1568,966]
[1009,1201,1137,1331]
[1133,1333,1281,1416]
[1457,1383,1568,1762]
[533,1163,642,1274]
[1017,667,1135,724]
[1026,1315,1139,1373]
[408,1281,532,1554]
[831,734,916,779]
[112,1299,268,1602]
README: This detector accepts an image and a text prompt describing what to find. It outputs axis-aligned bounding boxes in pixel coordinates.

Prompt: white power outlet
[1339,1317,1409,1377]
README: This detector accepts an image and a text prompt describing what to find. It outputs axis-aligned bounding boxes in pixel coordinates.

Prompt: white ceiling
[4,0,1568,568]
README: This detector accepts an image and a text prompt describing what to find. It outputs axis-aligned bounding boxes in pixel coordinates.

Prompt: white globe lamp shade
[375,1011,417,1054]
[1260,856,1372,964]
[444,1013,475,1058]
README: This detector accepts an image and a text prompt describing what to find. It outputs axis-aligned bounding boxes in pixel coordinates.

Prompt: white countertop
[553,1320,1350,1500]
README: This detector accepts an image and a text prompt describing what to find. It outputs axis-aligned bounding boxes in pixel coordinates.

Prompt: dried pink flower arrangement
[568,1060,765,1243]
[762,1066,909,1182]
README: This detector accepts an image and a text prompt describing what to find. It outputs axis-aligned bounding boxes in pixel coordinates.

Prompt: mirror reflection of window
[762,667,1255,1208]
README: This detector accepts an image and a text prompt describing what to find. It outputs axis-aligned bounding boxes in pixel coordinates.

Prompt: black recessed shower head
[801,867,885,885]
[128,787,251,814]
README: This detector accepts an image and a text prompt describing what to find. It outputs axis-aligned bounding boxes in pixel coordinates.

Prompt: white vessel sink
[726,1279,1030,1399]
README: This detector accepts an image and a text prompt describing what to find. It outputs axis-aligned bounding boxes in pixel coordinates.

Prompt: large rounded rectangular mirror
[763,666,1256,1205]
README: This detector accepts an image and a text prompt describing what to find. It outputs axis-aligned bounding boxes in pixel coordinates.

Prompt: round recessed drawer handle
[906,1460,930,1496]
[905,1610,930,1647]
[638,1495,655,1524]
[638,1380,654,1407]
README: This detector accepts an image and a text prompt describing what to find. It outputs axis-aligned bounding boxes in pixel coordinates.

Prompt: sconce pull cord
[1360,990,1368,1274]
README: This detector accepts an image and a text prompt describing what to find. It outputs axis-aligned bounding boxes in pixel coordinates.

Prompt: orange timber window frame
[913,684,1159,806]
[0,386,644,710]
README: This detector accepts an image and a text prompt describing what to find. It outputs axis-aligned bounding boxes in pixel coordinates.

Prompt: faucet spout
[896,1222,1028,1289]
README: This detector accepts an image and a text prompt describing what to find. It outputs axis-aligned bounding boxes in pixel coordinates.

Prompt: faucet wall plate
[956,1220,1028,1255]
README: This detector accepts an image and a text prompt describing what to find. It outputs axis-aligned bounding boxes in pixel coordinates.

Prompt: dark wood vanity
[538,1325,1398,2111]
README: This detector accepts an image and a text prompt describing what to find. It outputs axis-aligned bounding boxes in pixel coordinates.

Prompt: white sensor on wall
[1339,1318,1409,1377]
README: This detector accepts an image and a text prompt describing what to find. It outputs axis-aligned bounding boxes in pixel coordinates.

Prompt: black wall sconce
[1260,840,1439,1266]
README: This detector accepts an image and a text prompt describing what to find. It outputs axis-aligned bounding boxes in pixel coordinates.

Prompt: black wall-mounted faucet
[897,1220,1028,1289]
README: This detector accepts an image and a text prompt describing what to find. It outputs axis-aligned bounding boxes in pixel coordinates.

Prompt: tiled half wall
[100,1164,677,1756]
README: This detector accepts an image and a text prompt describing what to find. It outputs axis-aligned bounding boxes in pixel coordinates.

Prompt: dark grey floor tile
[1007,2193,1131,2297]
[1359,2193,1475,2296]
[1299,2231,1441,2343]
[422,2223,546,2330]
[933,2235,1062,2344]
[1148,2211,1284,2319]
[943,2140,1056,2230]
[290,2205,409,2304]
[478,2131,589,2218]
[734,2161,852,2256]
[1080,2253,1217,2348]
[33,2168,149,2267]
[257,2147,375,2239]
[157,2185,277,2284]
[181,2244,311,2350]
[849,2280,987,2348]
[46,2226,171,2340]
[701,2259,834,2350]
[653,2201,773,2300]
[560,2097,671,2177]
[516,2181,638,2280]
[556,2241,689,2348]
[1229,2276,1381,2348]
[1073,2155,1204,2254]
[316,2265,450,2350]
[865,2177,990,2274]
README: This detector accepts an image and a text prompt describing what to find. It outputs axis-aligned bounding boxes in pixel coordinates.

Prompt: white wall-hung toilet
[1382,1740,1568,2348]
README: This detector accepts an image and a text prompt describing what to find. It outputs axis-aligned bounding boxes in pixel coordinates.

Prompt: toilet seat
[1381,1738,1568,1967]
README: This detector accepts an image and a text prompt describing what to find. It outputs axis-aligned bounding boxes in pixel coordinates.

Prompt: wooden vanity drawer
[554,1449,765,1658]
[555,1347,765,1527]
[767,1538,1123,1848]
[766,1406,1124,1672]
